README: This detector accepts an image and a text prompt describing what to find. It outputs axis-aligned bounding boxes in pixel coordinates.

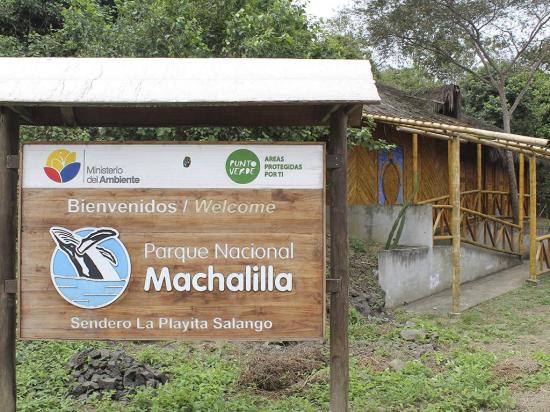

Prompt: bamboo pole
[0,108,19,412]
[477,144,482,189]
[412,133,419,204]
[395,125,534,156]
[529,154,538,283]
[519,154,525,257]
[387,121,550,159]
[396,126,453,141]
[450,136,461,314]
[329,109,349,411]
[369,114,549,147]
[477,143,482,224]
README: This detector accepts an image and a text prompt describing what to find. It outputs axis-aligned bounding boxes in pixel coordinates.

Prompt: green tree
[462,69,550,139]
[462,68,550,216]
[377,66,441,92]
[0,0,381,147]
[343,0,550,222]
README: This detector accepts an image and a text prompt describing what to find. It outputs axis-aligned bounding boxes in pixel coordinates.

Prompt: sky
[304,0,352,19]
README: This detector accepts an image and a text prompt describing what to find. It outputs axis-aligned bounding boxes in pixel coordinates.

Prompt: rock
[66,348,168,400]
[67,349,92,369]
[70,385,86,396]
[98,377,117,390]
[389,359,405,371]
[82,381,99,391]
[107,366,121,378]
[157,373,168,384]
[404,320,416,327]
[400,328,426,341]
[112,390,127,401]
[142,370,154,380]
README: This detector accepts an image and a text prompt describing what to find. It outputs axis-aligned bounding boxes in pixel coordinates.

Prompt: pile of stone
[66,348,168,400]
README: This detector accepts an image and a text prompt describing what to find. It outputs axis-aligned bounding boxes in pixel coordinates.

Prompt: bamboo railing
[425,190,524,256]
[535,234,550,276]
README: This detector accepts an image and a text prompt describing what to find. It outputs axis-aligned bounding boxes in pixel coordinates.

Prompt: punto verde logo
[225,149,260,184]
[43,148,81,183]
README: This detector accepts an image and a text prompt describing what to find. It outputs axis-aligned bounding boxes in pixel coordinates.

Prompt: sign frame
[17,140,327,341]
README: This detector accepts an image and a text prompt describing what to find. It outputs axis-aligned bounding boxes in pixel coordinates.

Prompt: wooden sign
[19,143,325,340]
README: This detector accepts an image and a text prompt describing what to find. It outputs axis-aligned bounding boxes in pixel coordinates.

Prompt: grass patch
[16,276,549,411]
[518,352,550,390]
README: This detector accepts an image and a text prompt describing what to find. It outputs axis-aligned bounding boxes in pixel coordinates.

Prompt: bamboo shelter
[356,84,550,313]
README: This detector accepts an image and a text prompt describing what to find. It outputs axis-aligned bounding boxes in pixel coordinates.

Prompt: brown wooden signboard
[19,143,325,340]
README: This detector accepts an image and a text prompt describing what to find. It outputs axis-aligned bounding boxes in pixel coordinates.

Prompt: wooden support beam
[7,106,33,124]
[412,133,419,204]
[529,154,538,283]
[60,106,77,126]
[450,136,461,314]
[518,153,525,257]
[329,109,349,412]
[0,108,19,412]
[321,104,341,123]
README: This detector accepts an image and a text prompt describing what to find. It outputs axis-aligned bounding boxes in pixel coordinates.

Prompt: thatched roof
[363,84,550,163]
[364,84,501,132]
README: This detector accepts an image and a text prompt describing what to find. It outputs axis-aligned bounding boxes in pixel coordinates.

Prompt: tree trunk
[502,111,520,224]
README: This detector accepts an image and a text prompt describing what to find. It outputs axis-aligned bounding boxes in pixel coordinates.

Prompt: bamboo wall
[347,124,521,206]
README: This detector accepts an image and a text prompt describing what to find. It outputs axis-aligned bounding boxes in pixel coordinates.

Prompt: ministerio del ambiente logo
[43,148,81,183]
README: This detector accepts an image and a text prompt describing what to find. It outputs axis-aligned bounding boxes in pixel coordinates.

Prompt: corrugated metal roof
[0,58,380,106]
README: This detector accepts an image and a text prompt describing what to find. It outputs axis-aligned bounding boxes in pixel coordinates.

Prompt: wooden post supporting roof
[529,155,538,283]
[329,109,349,411]
[518,154,525,257]
[0,109,18,412]
[450,136,461,314]
[477,144,482,211]
[412,133,419,204]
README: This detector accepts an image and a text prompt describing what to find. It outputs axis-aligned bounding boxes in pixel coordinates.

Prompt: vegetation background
[1,0,547,213]
[1,2,549,410]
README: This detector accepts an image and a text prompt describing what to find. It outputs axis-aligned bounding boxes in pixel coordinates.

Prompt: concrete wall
[349,204,433,247]
[378,244,521,307]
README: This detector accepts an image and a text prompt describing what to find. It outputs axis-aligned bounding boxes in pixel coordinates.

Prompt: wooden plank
[0,108,18,412]
[22,189,323,234]
[20,190,324,340]
[27,105,363,127]
[60,107,77,126]
[329,109,349,412]
[20,145,326,340]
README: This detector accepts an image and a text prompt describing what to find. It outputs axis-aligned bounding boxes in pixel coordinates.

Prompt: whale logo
[49,226,131,309]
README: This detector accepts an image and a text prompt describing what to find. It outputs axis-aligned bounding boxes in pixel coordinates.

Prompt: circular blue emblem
[49,227,131,309]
